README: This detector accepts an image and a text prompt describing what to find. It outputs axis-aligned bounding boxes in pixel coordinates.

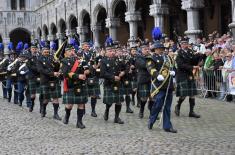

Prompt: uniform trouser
[149,90,173,130]
[2,81,7,98]
[17,81,31,107]
[6,79,18,103]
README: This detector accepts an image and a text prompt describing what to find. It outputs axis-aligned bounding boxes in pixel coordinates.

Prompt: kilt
[131,81,138,90]
[176,79,197,97]
[40,82,62,100]
[87,82,101,97]
[137,83,151,99]
[62,87,88,104]
[121,82,132,95]
[28,79,40,95]
[103,85,124,105]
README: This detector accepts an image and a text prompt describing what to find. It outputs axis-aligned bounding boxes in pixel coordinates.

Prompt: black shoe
[126,107,134,113]
[91,111,97,117]
[41,112,46,118]
[164,128,177,133]
[18,102,22,107]
[53,114,62,120]
[114,117,124,124]
[139,112,144,119]
[63,117,69,124]
[29,107,33,112]
[103,110,109,121]
[189,112,200,118]
[148,122,153,130]
[175,105,180,116]
[76,121,86,129]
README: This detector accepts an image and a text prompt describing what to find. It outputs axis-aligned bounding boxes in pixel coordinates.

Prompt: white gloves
[157,75,164,81]
[20,71,26,75]
[7,66,12,71]
[170,71,175,76]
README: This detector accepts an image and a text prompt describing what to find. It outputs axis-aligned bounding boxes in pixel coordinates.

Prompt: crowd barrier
[194,68,235,101]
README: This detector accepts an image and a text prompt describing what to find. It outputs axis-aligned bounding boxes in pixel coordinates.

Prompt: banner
[228,72,235,95]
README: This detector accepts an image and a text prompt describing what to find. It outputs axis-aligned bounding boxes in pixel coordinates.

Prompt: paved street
[0,93,235,155]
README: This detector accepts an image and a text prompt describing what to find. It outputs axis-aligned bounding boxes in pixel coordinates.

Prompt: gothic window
[20,0,26,10]
[11,0,17,10]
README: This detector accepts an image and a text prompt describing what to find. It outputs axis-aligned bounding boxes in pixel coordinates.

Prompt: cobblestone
[0,94,235,154]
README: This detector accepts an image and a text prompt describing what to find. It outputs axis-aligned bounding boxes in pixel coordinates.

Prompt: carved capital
[125,11,142,23]
[181,0,204,10]
[106,18,120,28]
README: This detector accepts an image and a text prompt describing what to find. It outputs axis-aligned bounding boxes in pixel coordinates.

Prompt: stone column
[77,26,88,43]
[56,33,65,47]
[106,17,120,41]
[182,0,204,43]
[48,34,56,47]
[3,37,10,56]
[66,29,73,43]
[150,0,169,35]
[229,0,235,44]
[125,11,141,40]
[92,25,102,48]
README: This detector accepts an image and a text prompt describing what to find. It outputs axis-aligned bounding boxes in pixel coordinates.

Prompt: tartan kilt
[137,83,151,99]
[176,79,197,97]
[87,82,101,97]
[40,82,62,100]
[28,79,40,95]
[121,82,132,95]
[103,85,124,105]
[62,87,88,104]
[131,81,138,90]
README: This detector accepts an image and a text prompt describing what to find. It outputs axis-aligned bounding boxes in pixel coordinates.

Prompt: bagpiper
[61,44,89,129]
[146,41,177,133]
[100,45,124,124]
[37,43,62,120]
[175,38,204,118]
[0,43,8,99]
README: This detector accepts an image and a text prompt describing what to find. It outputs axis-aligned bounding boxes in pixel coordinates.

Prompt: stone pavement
[0,94,235,155]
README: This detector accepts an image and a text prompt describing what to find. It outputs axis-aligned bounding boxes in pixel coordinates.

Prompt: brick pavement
[0,94,235,154]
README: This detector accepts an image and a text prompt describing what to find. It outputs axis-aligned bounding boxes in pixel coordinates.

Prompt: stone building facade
[0,0,234,53]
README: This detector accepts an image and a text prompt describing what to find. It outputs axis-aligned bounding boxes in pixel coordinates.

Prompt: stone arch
[9,27,31,48]
[0,34,2,43]
[135,0,153,40]
[79,9,91,42]
[58,18,67,33]
[112,0,128,44]
[79,9,90,26]
[110,0,127,17]
[68,14,78,30]
[95,5,108,46]
[93,4,107,24]
[50,23,57,35]
[36,27,42,40]
[42,24,49,38]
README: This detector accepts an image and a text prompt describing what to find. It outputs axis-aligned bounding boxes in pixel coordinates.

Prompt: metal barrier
[195,68,231,100]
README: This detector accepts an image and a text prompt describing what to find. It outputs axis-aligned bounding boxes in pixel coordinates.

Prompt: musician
[0,43,7,99]
[146,41,177,133]
[61,45,89,129]
[37,44,62,120]
[100,46,124,124]
[6,43,18,104]
[27,43,40,112]
[175,38,204,118]
[80,42,101,117]
[135,45,152,118]
[116,47,134,114]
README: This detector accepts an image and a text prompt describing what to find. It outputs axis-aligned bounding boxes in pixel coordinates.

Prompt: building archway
[58,18,66,34]
[42,24,49,40]
[50,23,57,35]
[135,0,153,40]
[9,28,31,48]
[113,0,128,44]
[37,27,42,40]
[95,6,108,47]
[0,34,2,43]
[80,10,91,42]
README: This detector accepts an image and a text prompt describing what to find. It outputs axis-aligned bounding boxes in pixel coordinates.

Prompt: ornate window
[11,0,17,10]
[20,0,26,10]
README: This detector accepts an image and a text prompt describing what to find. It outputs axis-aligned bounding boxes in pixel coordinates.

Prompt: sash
[63,59,80,92]
[150,56,172,98]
